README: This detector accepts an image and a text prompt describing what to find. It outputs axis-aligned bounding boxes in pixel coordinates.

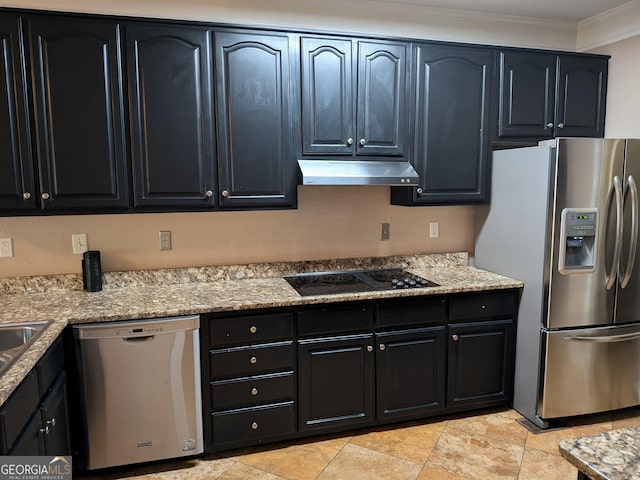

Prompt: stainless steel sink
[0,321,48,376]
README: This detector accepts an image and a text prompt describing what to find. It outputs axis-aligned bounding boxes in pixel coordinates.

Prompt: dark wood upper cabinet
[214,31,296,208]
[301,37,409,158]
[392,44,492,205]
[555,55,608,138]
[497,51,607,140]
[127,23,216,208]
[0,16,35,211]
[28,16,129,210]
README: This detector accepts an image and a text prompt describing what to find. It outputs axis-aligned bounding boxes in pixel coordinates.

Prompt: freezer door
[539,324,640,420]
[547,138,624,329]
[616,139,640,324]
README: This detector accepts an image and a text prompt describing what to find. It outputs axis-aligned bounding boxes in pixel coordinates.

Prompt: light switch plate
[381,223,391,241]
[72,233,88,255]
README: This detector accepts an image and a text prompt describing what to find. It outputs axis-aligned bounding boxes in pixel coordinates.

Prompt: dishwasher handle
[123,335,155,343]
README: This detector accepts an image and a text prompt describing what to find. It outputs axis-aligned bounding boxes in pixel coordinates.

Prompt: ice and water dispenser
[558,208,598,274]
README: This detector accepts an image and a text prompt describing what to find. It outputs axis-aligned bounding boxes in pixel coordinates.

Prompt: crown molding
[578,0,640,51]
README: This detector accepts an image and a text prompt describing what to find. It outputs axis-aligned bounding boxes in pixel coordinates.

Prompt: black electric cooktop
[284,268,439,296]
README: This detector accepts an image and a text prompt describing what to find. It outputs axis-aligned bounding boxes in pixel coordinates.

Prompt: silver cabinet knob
[367,345,373,352]
[249,326,257,334]
[46,418,56,427]
[481,305,486,309]
[23,192,31,200]
[452,334,459,341]
[546,122,554,128]
[41,192,50,200]
[221,190,230,197]
[251,421,259,430]
[250,356,257,364]
[251,387,258,396]
[379,344,386,351]
[39,426,50,435]
[557,123,565,129]
[416,188,423,195]
[205,190,213,198]
[347,138,353,146]
[359,138,366,146]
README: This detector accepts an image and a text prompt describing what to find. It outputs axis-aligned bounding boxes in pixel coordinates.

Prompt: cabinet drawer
[211,371,294,411]
[210,312,293,347]
[212,401,295,446]
[0,370,39,454]
[449,292,517,322]
[210,341,293,379]
[377,297,446,328]
[37,337,64,396]
[298,304,373,336]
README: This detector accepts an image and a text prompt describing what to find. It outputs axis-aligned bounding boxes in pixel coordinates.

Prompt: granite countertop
[0,252,523,407]
[559,427,640,479]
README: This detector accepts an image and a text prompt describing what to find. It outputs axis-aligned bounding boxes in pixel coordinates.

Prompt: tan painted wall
[589,35,640,137]
[0,188,474,276]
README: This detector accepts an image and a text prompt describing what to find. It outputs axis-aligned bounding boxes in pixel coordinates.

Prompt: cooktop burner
[284,268,439,296]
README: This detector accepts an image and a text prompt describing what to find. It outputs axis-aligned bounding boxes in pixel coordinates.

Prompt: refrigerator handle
[606,176,624,290]
[620,175,639,289]
[564,330,640,343]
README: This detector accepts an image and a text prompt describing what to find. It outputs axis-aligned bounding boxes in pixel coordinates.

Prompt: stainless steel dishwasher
[73,315,203,470]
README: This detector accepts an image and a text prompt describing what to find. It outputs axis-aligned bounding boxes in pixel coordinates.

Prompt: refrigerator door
[615,139,640,324]
[539,324,640,420]
[546,138,625,329]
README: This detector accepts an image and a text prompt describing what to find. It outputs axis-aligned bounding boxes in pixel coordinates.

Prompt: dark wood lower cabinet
[298,334,375,433]
[203,290,519,452]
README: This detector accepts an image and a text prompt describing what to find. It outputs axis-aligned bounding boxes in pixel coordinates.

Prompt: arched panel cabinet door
[27,16,129,210]
[392,44,493,205]
[0,15,36,211]
[214,30,297,209]
[127,23,216,209]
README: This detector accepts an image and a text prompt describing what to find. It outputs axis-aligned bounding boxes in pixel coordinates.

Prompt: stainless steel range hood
[298,160,419,186]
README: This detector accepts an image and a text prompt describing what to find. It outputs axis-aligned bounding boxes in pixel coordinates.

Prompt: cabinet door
[447,319,514,410]
[215,31,296,208]
[298,334,374,433]
[555,55,607,138]
[127,24,216,208]
[28,16,129,210]
[497,51,556,139]
[411,44,492,204]
[40,372,71,455]
[0,16,36,211]
[356,41,408,157]
[300,37,353,155]
[376,327,445,422]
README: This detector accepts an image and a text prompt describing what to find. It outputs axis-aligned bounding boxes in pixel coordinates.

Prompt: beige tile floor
[78,406,640,480]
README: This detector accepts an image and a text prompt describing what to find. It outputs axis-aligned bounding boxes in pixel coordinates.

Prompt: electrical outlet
[160,231,172,251]
[0,238,13,258]
[381,223,391,241]
[72,233,88,255]
[429,222,440,238]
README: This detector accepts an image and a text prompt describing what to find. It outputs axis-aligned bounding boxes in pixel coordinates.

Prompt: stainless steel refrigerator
[475,138,640,428]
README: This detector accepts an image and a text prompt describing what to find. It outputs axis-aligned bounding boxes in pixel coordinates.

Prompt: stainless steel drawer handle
[249,326,257,334]
[452,334,459,341]
[251,421,259,430]
[251,387,258,396]
[250,356,257,364]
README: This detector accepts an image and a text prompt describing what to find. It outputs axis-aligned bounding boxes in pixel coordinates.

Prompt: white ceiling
[378,0,633,22]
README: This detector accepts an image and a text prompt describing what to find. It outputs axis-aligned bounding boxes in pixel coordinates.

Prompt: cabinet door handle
[347,137,354,146]
[205,190,213,198]
[557,123,565,129]
[359,138,366,146]
[23,192,31,200]
[379,344,386,351]
[41,192,50,200]
[221,190,230,197]
[367,345,373,352]
[249,326,258,334]
[416,188,423,195]
[452,334,459,341]
[546,122,554,129]
[251,421,259,430]
[251,387,258,396]
[250,356,258,364]
[46,417,56,427]
[39,426,50,435]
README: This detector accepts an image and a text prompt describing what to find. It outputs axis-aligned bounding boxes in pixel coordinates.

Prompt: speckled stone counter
[0,252,522,407]
[559,427,640,479]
